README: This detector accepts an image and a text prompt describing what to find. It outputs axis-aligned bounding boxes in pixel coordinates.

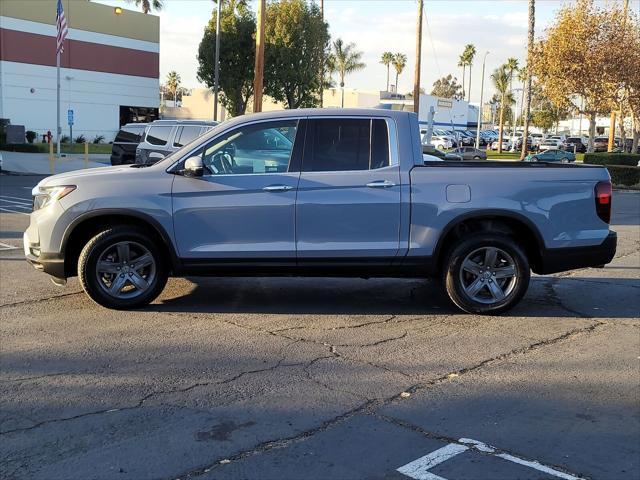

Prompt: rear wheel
[78,227,167,309]
[473,155,481,160]
[442,234,530,315]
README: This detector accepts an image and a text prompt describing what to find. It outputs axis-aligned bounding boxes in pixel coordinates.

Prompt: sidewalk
[1,151,110,175]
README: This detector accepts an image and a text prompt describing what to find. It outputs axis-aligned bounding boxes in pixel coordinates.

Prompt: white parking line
[0,198,31,206]
[0,207,29,216]
[397,437,586,480]
[0,203,31,210]
[397,444,468,480]
[0,242,19,251]
[0,195,31,202]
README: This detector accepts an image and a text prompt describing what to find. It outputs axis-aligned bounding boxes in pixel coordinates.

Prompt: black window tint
[371,119,390,169]
[145,126,172,146]
[306,119,370,172]
[174,126,202,147]
[114,125,144,143]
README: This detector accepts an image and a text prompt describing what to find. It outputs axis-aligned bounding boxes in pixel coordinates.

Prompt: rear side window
[114,125,144,143]
[304,118,390,172]
[145,126,173,146]
[173,126,202,147]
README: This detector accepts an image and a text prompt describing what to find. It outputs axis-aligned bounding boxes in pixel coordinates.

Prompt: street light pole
[253,0,266,113]
[413,0,424,116]
[475,51,489,149]
[213,0,221,121]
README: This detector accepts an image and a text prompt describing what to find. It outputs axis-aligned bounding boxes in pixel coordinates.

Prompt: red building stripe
[0,28,159,79]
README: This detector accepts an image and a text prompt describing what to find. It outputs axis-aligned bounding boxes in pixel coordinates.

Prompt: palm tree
[491,65,510,153]
[392,53,407,93]
[458,54,467,99]
[505,57,519,134]
[520,0,535,160]
[329,39,366,107]
[463,44,476,102]
[126,0,163,14]
[380,52,394,92]
[166,71,181,103]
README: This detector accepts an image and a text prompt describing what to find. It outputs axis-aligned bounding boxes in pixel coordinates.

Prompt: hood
[38,165,144,187]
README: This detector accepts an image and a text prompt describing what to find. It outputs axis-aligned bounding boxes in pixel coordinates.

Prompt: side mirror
[183,156,203,177]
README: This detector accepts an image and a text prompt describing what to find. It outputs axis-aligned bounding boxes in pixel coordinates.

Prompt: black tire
[78,226,167,309]
[442,233,530,315]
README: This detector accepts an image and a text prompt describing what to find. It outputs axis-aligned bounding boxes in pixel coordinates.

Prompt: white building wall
[417,95,470,130]
[1,61,158,142]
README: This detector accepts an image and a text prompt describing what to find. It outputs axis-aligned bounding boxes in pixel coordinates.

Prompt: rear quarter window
[114,125,145,143]
[145,126,173,146]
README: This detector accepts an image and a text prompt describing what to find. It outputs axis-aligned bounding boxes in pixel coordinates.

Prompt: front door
[172,119,302,261]
[295,117,401,263]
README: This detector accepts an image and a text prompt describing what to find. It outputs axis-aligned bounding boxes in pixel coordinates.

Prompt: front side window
[145,126,173,146]
[304,118,390,172]
[198,120,298,175]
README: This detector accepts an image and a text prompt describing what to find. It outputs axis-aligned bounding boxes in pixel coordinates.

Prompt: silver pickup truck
[24,109,616,314]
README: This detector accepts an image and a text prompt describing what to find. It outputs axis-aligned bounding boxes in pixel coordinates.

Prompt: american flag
[56,0,68,54]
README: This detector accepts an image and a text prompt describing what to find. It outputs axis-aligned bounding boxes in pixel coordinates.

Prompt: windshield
[154,119,230,167]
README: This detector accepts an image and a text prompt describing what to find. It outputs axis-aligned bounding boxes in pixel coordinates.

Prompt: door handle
[366,180,396,188]
[263,185,293,192]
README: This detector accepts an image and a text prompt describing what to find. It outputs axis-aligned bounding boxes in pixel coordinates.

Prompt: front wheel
[442,234,530,315]
[78,227,168,309]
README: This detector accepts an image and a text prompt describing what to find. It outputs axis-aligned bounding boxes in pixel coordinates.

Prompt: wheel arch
[433,210,546,274]
[62,210,179,278]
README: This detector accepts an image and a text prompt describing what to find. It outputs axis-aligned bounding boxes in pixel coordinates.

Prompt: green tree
[491,65,511,153]
[126,0,163,14]
[380,52,394,92]
[263,0,330,109]
[329,39,366,107]
[463,44,476,102]
[458,54,466,99]
[197,2,256,116]
[165,71,181,103]
[392,53,407,92]
[430,74,463,100]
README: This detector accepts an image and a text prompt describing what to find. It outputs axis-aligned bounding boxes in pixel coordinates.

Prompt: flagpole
[56,51,61,158]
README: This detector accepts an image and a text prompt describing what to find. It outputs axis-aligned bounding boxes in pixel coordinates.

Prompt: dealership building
[0,0,159,142]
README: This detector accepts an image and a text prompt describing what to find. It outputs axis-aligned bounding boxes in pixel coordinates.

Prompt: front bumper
[537,231,617,274]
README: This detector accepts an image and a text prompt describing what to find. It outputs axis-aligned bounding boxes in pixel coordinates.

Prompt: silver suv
[135,119,217,165]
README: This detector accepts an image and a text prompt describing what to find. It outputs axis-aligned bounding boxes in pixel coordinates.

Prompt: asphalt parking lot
[1,173,638,480]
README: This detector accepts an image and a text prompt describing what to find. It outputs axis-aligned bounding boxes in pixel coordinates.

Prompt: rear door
[295,117,401,263]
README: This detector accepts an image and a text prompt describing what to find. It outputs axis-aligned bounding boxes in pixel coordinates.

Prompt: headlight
[31,185,76,211]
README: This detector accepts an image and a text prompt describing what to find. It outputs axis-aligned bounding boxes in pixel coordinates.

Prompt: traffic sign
[67,109,74,126]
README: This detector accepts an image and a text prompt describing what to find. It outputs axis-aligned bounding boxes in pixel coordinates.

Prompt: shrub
[92,135,105,144]
[74,134,86,144]
[60,135,70,143]
[25,130,37,143]
[584,153,639,166]
[606,165,640,187]
[0,143,40,153]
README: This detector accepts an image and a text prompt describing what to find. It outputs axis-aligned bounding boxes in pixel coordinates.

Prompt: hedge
[584,153,639,166]
[606,165,640,187]
[0,143,41,153]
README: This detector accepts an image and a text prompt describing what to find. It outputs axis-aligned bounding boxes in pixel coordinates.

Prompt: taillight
[595,181,612,224]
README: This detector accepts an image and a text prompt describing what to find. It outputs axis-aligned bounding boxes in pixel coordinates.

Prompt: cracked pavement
[0,175,638,480]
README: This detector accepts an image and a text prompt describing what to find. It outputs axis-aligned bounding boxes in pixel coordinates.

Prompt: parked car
[538,139,563,151]
[110,123,147,165]
[593,136,609,152]
[513,136,532,151]
[490,138,512,151]
[563,137,587,153]
[530,133,544,148]
[449,147,487,160]
[431,135,454,150]
[422,144,462,161]
[458,130,476,146]
[524,149,576,163]
[135,120,218,165]
[25,109,616,315]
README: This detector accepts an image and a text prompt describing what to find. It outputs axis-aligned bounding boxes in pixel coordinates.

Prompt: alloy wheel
[459,247,518,305]
[95,241,156,299]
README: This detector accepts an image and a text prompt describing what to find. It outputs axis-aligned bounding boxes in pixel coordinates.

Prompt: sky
[96,0,640,105]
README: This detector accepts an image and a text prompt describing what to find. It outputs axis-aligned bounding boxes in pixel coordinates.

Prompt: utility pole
[319,0,324,108]
[413,0,423,116]
[609,0,629,151]
[253,0,266,113]
[213,0,221,121]
[519,0,535,160]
